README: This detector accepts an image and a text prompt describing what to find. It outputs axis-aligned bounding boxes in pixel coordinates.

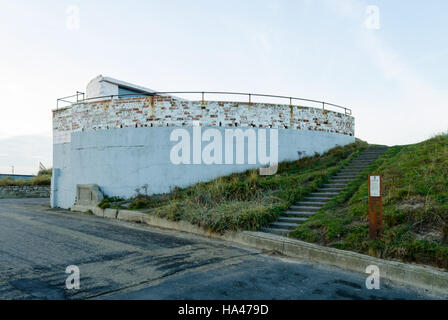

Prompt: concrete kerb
[71,205,448,295]
[104,208,118,219]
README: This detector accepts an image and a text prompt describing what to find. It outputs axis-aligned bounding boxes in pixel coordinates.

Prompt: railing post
[201,91,206,109]
[249,94,251,105]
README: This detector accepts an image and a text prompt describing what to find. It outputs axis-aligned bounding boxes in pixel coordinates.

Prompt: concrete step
[278,217,308,223]
[321,183,346,187]
[358,156,383,159]
[341,166,366,169]
[339,172,363,176]
[355,156,383,160]
[338,169,364,174]
[322,183,347,187]
[351,161,374,164]
[335,174,359,178]
[359,153,383,156]
[310,192,338,197]
[346,162,371,166]
[322,183,346,187]
[304,196,333,202]
[323,184,348,189]
[331,178,352,183]
[295,201,327,207]
[354,161,376,164]
[349,162,373,165]
[348,163,372,167]
[348,162,372,165]
[287,205,318,212]
[320,185,345,190]
[332,176,354,179]
[338,164,369,169]
[360,151,385,153]
[290,205,320,212]
[333,177,357,181]
[261,227,290,236]
[319,187,344,192]
[284,211,315,217]
[363,149,387,152]
[269,222,299,230]
[353,158,376,161]
[356,155,381,158]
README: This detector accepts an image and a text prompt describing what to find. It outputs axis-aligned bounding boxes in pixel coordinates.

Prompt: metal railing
[56,91,85,109]
[56,91,352,115]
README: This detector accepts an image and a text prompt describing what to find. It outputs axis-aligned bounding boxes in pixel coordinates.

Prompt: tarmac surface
[0,198,443,300]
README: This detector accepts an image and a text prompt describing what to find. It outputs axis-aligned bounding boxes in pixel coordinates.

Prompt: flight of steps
[262,145,389,236]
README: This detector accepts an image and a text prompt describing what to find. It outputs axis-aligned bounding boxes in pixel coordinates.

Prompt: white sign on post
[370,175,381,197]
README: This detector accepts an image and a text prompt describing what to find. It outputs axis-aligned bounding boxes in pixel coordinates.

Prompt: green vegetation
[37,168,52,176]
[98,196,126,209]
[0,168,52,187]
[290,133,448,270]
[104,141,367,233]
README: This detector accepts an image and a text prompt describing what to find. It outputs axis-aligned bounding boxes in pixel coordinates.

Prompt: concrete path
[0,198,442,300]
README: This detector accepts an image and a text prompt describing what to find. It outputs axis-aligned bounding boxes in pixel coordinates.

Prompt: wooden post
[368,175,383,239]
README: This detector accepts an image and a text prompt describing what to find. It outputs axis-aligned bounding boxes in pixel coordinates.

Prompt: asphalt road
[0,198,443,300]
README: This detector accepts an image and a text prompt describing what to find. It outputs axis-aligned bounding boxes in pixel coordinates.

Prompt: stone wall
[53,96,354,144]
[0,185,50,199]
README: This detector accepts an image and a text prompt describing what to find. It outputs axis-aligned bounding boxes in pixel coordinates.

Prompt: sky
[0,0,447,174]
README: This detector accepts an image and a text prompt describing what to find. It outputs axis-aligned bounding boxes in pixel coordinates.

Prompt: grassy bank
[100,141,367,233]
[290,134,448,270]
[0,169,51,187]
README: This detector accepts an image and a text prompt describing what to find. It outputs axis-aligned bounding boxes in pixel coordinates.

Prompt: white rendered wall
[52,126,354,209]
[85,75,119,99]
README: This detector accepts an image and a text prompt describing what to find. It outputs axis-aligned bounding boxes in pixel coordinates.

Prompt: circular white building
[52,76,355,209]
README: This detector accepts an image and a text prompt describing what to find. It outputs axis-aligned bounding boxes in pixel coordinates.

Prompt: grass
[290,133,448,270]
[100,140,368,233]
[0,168,52,187]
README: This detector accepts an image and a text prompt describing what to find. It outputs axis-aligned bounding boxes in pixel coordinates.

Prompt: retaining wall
[0,185,50,199]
